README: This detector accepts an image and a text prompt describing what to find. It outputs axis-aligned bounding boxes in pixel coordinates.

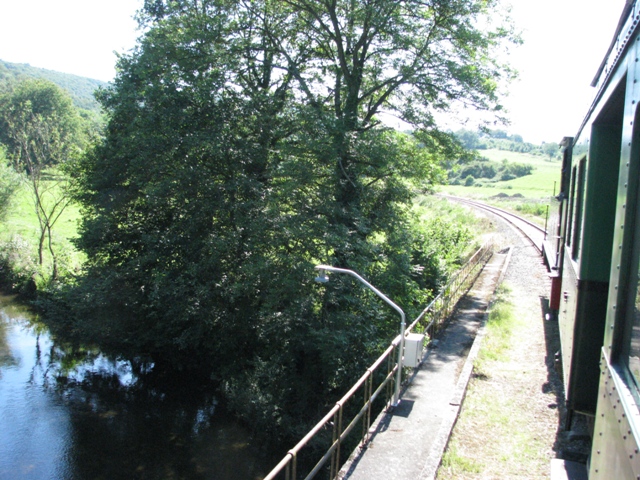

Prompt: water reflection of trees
[0,293,272,479]
[0,294,28,370]
[0,315,18,370]
[40,336,272,478]
[56,363,271,479]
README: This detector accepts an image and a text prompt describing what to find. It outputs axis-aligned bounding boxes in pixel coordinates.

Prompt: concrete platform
[338,248,510,480]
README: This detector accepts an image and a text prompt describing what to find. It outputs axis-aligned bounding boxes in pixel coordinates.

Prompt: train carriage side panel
[591,18,640,477]
[591,354,640,479]
[559,251,578,396]
[567,85,624,415]
[558,86,623,416]
[558,142,585,399]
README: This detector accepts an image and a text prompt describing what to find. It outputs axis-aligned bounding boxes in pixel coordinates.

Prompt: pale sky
[504,0,627,143]
[0,0,142,81]
[0,0,628,144]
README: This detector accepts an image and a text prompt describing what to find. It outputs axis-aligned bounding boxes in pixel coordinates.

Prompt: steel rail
[441,195,546,253]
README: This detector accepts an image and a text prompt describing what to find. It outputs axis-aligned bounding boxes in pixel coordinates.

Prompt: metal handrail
[264,240,495,480]
[408,240,494,336]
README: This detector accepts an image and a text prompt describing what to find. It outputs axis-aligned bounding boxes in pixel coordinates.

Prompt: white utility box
[404,333,425,368]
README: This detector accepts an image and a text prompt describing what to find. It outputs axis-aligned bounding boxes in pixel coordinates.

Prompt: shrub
[0,235,38,295]
[449,158,533,185]
[409,215,474,293]
[502,162,533,177]
[459,161,496,179]
[515,203,547,217]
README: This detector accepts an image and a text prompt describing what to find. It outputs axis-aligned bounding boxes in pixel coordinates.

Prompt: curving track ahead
[441,195,546,253]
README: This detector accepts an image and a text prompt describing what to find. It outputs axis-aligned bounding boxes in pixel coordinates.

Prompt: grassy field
[439,149,562,200]
[437,149,562,226]
[2,182,80,240]
[0,180,83,281]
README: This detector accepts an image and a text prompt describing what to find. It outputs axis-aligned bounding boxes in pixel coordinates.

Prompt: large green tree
[0,79,85,171]
[0,79,87,279]
[65,0,516,440]
[0,146,19,222]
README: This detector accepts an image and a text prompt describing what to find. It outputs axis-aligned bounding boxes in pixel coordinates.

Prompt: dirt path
[437,217,589,478]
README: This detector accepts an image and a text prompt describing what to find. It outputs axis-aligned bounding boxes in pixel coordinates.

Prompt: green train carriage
[547,1,640,477]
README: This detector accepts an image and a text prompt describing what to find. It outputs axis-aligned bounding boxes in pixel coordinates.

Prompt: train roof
[591,0,637,88]
[571,1,638,145]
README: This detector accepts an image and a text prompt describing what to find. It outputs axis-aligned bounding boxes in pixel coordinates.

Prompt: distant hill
[0,59,107,113]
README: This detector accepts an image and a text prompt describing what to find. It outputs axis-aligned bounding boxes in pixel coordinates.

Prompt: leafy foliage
[0,234,38,295]
[449,158,533,185]
[0,146,19,221]
[47,0,516,442]
[0,79,90,280]
[0,78,86,170]
[0,59,107,112]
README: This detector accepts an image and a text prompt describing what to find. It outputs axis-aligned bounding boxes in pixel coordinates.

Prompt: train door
[590,89,640,480]
[559,78,624,421]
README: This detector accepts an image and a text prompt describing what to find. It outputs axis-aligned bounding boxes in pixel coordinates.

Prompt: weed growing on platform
[439,443,482,475]
[475,285,520,367]
[438,282,552,479]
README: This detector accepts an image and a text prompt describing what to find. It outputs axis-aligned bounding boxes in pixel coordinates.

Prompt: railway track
[441,195,546,253]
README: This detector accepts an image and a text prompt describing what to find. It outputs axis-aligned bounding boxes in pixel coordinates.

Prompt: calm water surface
[0,293,272,479]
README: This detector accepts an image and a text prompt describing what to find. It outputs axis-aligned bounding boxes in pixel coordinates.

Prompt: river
[0,292,273,479]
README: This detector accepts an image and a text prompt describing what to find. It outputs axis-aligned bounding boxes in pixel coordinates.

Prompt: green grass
[437,283,553,479]
[0,179,83,280]
[475,285,520,368]
[440,149,562,200]
[439,443,483,475]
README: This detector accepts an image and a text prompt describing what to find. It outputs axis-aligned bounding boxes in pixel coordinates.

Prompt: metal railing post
[315,265,406,407]
[264,241,495,480]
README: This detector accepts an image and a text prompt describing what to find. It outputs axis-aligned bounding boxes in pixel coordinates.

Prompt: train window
[571,158,586,260]
[624,226,640,388]
[566,166,577,248]
[622,104,640,389]
[629,277,640,384]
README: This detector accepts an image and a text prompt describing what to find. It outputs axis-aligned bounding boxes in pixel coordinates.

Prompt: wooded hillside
[0,59,106,112]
